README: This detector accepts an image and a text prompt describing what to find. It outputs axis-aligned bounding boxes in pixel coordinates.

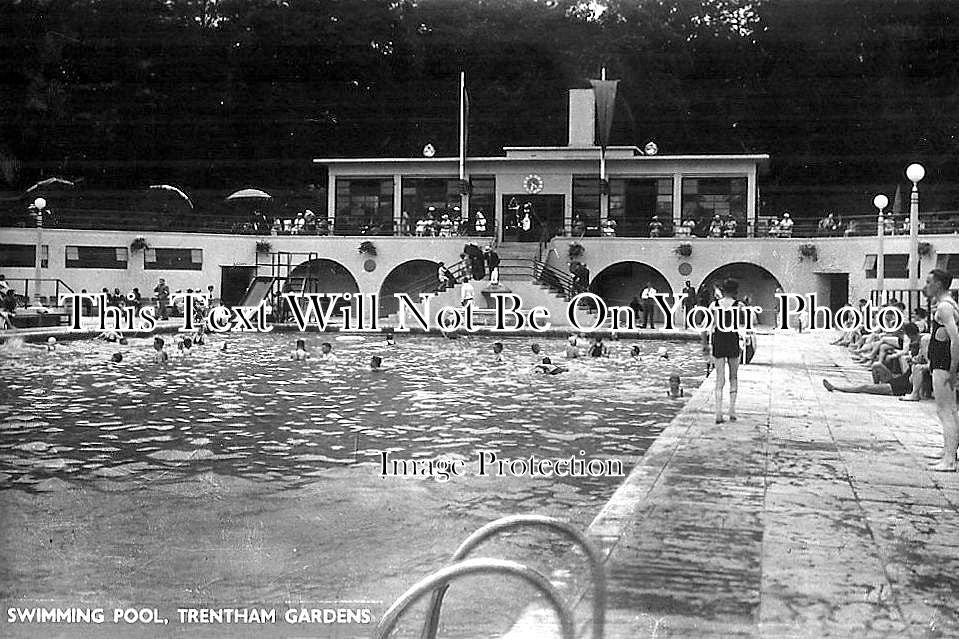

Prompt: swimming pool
[0,334,702,638]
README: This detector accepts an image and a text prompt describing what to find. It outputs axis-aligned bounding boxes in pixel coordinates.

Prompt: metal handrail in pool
[421,514,606,639]
[373,558,574,639]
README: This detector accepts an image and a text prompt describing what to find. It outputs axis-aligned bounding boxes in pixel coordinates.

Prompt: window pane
[66,246,128,269]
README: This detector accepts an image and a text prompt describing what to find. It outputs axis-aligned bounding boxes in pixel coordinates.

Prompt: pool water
[0,333,702,638]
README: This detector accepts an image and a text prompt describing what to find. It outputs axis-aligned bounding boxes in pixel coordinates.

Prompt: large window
[681,177,747,237]
[334,178,394,236]
[144,248,203,270]
[401,178,460,236]
[865,254,909,279]
[572,177,601,237]
[66,246,128,269]
[468,177,495,238]
[0,243,36,267]
[609,178,673,237]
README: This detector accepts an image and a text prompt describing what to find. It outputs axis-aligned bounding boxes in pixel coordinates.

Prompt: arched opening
[589,261,673,326]
[698,262,783,325]
[378,259,439,317]
[284,259,359,320]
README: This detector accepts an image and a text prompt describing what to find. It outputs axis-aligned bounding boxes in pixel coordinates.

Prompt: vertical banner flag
[892,183,902,217]
[590,79,619,150]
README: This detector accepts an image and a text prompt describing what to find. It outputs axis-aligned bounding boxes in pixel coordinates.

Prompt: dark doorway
[502,195,565,243]
[220,266,257,306]
[825,273,850,313]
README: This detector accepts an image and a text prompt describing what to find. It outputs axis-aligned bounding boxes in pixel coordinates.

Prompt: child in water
[588,337,608,357]
[667,374,684,398]
[45,337,57,352]
[384,328,396,346]
[531,356,567,375]
[153,337,169,363]
[492,342,504,363]
[317,342,337,361]
[291,338,309,361]
[111,352,123,364]
[370,355,385,371]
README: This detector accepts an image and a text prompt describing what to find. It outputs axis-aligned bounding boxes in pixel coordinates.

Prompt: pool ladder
[372,514,606,639]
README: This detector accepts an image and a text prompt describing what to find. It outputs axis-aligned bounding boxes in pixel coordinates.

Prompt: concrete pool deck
[508,330,958,639]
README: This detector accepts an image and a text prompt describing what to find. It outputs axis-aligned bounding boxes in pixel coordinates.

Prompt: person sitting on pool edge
[317,342,337,361]
[531,356,567,375]
[822,334,930,397]
[291,338,309,361]
[153,337,168,364]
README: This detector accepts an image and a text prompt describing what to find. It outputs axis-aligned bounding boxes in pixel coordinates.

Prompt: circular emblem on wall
[678,262,692,276]
[644,141,659,156]
[523,174,544,194]
[363,259,376,272]
[422,143,436,158]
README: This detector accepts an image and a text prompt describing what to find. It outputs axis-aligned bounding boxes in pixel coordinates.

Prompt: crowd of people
[822,269,959,472]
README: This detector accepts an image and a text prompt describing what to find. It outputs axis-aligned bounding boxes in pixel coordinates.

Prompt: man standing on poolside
[640,282,657,329]
[154,278,170,321]
[924,269,959,472]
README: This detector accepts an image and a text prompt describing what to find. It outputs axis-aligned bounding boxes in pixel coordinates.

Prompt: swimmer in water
[531,356,567,375]
[98,329,124,343]
[111,352,123,363]
[384,328,396,346]
[492,342,504,363]
[667,374,684,398]
[153,337,169,363]
[317,342,337,361]
[45,337,57,352]
[370,355,385,371]
[564,336,580,359]
[291,338,309,361]
[588,337,608,358]
[630,345,641,359]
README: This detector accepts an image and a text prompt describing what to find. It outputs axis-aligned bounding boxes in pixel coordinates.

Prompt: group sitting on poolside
[822,269,959,473]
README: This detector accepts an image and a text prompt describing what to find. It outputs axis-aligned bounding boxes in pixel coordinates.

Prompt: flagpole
[458,71,470,238]
[599,66,608,228]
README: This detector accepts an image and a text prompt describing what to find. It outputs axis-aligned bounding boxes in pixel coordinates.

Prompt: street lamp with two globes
[873,193,888,296]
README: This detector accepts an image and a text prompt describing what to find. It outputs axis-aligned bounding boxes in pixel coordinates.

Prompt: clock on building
[523,174,544,194]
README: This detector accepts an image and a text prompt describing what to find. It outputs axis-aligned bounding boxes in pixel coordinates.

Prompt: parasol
[24,177,75,193]
[226,188,272,201]
[148,184,194,209]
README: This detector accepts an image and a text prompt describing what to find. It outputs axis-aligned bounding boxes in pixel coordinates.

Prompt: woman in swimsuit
[703,278,744,423]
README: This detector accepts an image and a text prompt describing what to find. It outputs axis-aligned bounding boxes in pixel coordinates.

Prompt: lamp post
[873,194,888,300]
[33,197,46,305]
[906,163,925,289]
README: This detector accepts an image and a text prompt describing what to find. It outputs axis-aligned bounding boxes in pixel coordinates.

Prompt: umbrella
[24,177,75,193]
[226,188,272,201]
[148,184,194,209]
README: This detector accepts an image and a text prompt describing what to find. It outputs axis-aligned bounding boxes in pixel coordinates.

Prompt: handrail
[421,515,605,639]
[373,558,574,639]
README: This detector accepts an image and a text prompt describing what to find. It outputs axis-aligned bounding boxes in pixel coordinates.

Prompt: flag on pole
[892,183,902,216]
[589,79,619,150]
[459,72,468,181]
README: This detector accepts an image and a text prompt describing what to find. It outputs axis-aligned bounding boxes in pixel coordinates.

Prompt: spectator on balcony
[316,216,330,236]
[292,212,305,234]
[303,209,317,234]
[708,215,723,238]
[439,214,453,237]
[884,216,896,235]
[475,210,487,235]
[602,218,617,237]
[677,219,694,238]
[649,216,664,237]
[818,212,836,236]
[844,219,858,237]
[722,216,738,238]
[778,213,793,237]
[572,214,586,238]
[270,218,281,235]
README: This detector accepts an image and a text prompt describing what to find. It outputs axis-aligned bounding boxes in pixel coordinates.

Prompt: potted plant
[798,243,818,261]
[568,242,584,260]
[673,242,692,257]
[255,240,272,254]
[358,240,377,257]
[129,236,149,252]
[918,241,933,257]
